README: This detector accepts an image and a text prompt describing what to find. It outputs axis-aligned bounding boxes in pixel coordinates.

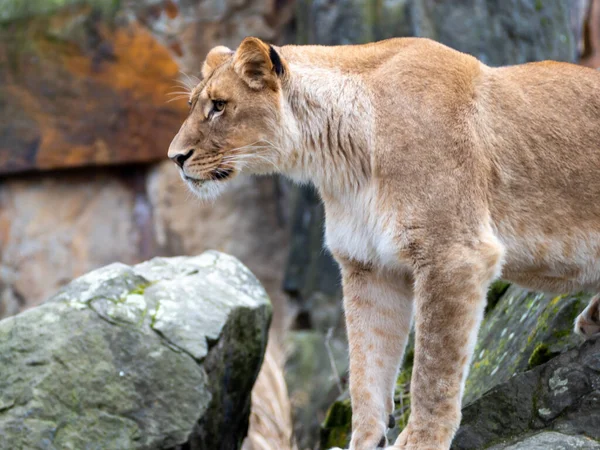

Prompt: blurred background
[1,1,600,449]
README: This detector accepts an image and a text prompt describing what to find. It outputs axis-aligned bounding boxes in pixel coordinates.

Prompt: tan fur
[168,37,600,450]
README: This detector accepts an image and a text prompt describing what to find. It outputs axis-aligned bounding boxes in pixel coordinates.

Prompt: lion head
[168,37,289,200]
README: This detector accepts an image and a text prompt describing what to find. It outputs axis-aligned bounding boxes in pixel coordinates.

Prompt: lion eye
[213,100,226,112]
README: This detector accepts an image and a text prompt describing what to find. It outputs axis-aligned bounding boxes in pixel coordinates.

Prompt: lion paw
[575,295,600,339]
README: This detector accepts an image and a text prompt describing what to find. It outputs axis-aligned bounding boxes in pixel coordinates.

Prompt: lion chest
[323,189,403,270]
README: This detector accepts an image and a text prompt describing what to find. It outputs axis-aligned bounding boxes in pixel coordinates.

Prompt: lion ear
[233,37,285,90]
[202,46,234,79]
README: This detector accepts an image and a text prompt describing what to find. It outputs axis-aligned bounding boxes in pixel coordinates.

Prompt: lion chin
[181,174,230,202]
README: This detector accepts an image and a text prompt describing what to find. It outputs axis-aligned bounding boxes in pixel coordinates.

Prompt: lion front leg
[391,234,504,450]
[339,260,414,450]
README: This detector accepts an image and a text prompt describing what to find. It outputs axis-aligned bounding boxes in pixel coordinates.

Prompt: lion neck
[278,62,373,197]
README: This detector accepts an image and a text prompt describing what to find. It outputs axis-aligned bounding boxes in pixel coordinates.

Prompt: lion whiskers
[220,140,285,173]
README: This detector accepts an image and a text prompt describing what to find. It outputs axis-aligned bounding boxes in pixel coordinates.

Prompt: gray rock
[453,339,600,449]
[465,288,591,404]
[294,0,582,66]
[0,251,271,450]
[295,0,412,46]
[411,0,579,66]
[487,431,600,450]
[285,330,348,449]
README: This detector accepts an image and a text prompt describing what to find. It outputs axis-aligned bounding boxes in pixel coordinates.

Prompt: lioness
[168,37,600,450]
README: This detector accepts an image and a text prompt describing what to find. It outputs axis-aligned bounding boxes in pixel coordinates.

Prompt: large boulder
[0,251,272,449]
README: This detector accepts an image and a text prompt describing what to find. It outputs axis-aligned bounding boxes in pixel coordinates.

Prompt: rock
[0,251,272,449]
[285,330,348,449]
[147,161,290,336]
[283,185,342,331]
[133,0,295,77]
[411,0,580,66]
[0,0,293,333]
[581,0,600,68]
[282,186,348,448]
[487,431,600,450]
[453,339,600,449]
[0,0,295,174]
[294,0,585,66]
[0,0,187,174]
[0,168,156,314]
[295,0,412,45]
[319,286,600,449]
[465,287,591,404]
[320,396,352,449]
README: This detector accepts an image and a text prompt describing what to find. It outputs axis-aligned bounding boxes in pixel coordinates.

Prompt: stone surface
[147,161,290,335]
[581,0,600,68]
[465,287,591,404]
[411,0,580,66]
[134,0,295,76]
[0,167,155,313]
[487,431,600,450]
[453,339,600,449]
[0,0,187,174]
[295,0,584,66]
[285,330,348,450]
[0,0,295,174]
[320,287,600,450]
[295,0,412,45]
[0,251,271,449]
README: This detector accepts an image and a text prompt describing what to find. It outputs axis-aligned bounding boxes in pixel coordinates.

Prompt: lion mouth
[183,174,205,185]
[212,167,234,181]
[181,168,234,186]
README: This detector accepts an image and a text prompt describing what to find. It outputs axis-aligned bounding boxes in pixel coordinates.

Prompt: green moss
[528,343,558,369]
[485,280,511,315]
[552,329,570,340]
[150,300,161,328]
[535,0,543,11]
[393,345,414,431]
[320,399,352,448]
[128,283,150,297]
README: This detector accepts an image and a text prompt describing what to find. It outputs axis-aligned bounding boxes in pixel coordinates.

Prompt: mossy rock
[0,251,271,449]
[320,398,353,449]
[465,287,591,404]
[453,340,600,449]
[0,0,186,174]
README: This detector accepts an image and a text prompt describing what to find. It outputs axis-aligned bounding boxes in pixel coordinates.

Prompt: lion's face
[168,38,286,200]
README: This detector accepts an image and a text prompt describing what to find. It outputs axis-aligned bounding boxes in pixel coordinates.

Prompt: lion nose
[170,149,194,169]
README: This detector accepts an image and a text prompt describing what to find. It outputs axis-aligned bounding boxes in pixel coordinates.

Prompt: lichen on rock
[465,287,591,404]
[0,251,271,449]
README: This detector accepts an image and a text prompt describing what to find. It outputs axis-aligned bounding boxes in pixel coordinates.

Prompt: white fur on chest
[324,187,404,270]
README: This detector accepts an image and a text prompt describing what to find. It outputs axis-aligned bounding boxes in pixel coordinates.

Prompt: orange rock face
[0,5,187,174]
